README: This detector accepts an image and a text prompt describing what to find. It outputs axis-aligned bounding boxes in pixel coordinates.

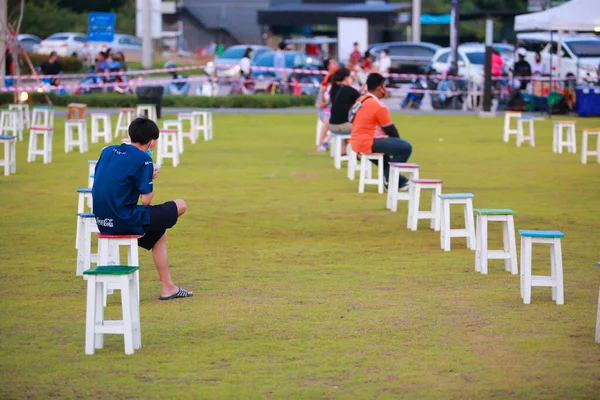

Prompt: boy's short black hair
[366,73,386,92]
[129,117,159,145]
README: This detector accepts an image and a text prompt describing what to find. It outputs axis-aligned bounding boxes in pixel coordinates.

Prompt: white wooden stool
[438,193,476,251]
[31,106,54,128]
[157,129,180,167]
[553,121,576,154]
[519,229,564,305]
[596,262,600,343]
[316,116,323,146]
[65,120,88,153]
[90,113,112,144]
[516,116,535,147]
[84,265,141,355]
[115,108,135,138]
[163,120,185,154]
[0,110,20,141]
[474,209,518,275]
[387,162,420,212]
[193,110,213,141]
[76,212,99,276]
[347,145,360,181]
[581,129,600,164]
[136,104,157,122]
[0,135,17,176]
[331,132,350,170]
[503,111,521,143]
[177,112,198,144]
[76,188,93,249]
[408,179,442,231]
[9,103,30,130]
[27,126,53,164]
[96,233,142,305]
[88,160,97,189]
[358,153,384,194]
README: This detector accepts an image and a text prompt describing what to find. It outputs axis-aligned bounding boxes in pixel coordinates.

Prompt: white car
[18,34,42,53]
[84,34,142,62]
[430,45,486,80]
[38,32,88,60]
[517,32,600,83]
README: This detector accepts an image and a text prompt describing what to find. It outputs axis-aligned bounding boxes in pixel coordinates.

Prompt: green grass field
[1,112,599,399]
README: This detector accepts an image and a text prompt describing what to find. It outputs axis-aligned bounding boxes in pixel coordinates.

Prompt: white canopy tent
[515,0,600,32]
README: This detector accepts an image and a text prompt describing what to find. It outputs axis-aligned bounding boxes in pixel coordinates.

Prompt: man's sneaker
[383,176,389,192]
[399,181,410,191]
[316,145,327,152]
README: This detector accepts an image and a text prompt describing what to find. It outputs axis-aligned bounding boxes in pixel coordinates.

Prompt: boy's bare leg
[152,199,190,298]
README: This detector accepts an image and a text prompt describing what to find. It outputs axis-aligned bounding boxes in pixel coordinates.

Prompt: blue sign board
[88,12,116,42]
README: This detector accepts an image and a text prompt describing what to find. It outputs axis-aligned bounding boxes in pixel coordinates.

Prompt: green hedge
[24,53,85,74]
[0,93,316,109]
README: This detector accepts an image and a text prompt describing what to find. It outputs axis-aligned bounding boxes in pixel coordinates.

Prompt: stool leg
[27,131,35,163]
[552,125,557,153]
[408,185,421,231]
[130,275,142,350]
[475,215,482,272]
[128,242,140,305]
[529,120,535,147]
[48,132,53,163]
[120,277,135,355]
[334,136,341,170]
[553,239,564,305]
[506,217,518,275]
[441,201,451,251]
[377,158,384,194]
[480,217,489,274]
[522,238,532,304]
[595,287,600,343]
[85,277,97,355]
[94,280,105,349]
[516,121,523,147]
[388,168,399,211]
[173,136,180,167]
[433,186,441,232]
[358,156,366,193]
[429,188,437,230]
[465,200,476,250]
[581,133,588,164]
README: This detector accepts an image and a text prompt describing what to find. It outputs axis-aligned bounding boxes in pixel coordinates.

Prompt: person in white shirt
[530,52,549,77]
[239,47,253,94]
[378,48,391,75]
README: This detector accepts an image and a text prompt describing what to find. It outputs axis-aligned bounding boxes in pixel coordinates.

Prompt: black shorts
[138,201,179,250]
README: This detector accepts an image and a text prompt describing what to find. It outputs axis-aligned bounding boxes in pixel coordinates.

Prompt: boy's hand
[152,164,161,180]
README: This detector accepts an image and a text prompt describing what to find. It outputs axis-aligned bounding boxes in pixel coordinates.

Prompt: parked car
[252,50,323,94]
[18,34,41,53]
[84,33,142,63]
[368,42,441,84]
[517,32,600,82]
[37,32,88,60]
[430,45,487,79]
[204,45,271,78]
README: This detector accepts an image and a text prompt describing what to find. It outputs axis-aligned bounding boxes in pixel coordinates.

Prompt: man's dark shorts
[139,201,178,250]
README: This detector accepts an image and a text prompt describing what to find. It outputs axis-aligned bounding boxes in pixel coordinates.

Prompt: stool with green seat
[519,229,565,305]
[84,265,141,355]
[474,209,518,275]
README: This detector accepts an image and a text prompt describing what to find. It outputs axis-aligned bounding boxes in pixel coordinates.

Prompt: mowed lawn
[0,111,599,399]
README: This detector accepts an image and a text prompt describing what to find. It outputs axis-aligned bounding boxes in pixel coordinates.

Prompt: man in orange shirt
[350,73,412,189]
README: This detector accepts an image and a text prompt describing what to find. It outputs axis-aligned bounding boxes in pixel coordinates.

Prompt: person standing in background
[349,42,362,69]
[273,41,287,83]
[377,48,391,75]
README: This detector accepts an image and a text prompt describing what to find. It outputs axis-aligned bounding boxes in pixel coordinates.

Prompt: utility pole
[0,0,6,88]
[450,0,460,76]
[142,0,152,68]
[412,0,421,43]
[482,18,493,113]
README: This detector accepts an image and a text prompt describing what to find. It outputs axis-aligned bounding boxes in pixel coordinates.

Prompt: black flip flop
[158,287,193,301]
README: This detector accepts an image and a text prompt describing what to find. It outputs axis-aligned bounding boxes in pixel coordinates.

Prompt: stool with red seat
[96,233,142,305]
[358,153,384,194]
[407,179,443,231]
[115,108,135,139]
[387,162,420,212]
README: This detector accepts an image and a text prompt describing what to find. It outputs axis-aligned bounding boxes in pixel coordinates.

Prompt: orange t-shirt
[350,94,393,153]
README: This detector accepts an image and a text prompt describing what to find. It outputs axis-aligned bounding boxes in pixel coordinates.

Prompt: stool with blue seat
[88,160,97,188]
[330,132,351,170]
[519,229,564,305]
[31,105,54,128]
[516,115,536,147]
[76,212,99,276]
[75,188,93,249]
[0,134,17,176]
[474,209,518,275]
[438,193,476,251]
[84,265,142,355]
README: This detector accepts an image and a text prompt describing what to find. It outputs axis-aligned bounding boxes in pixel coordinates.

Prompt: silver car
[18,34,42,53]
[85,33,142,63]
[204,45,271,78]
